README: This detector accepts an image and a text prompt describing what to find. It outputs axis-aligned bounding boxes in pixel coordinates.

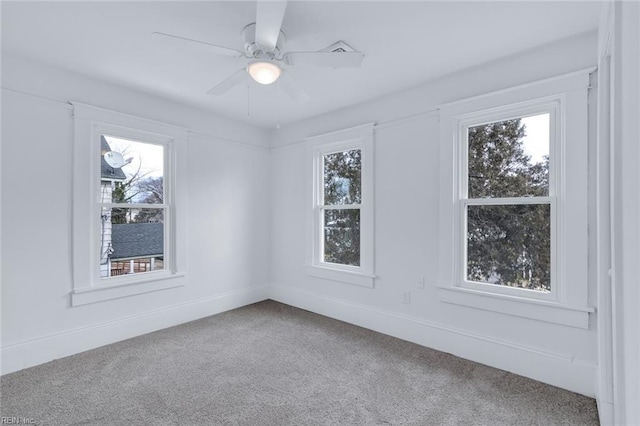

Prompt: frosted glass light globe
[247,61,281,85]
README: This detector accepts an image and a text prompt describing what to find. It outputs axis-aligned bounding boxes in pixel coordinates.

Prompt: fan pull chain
[276,78,281,129]
[247,74,251,119]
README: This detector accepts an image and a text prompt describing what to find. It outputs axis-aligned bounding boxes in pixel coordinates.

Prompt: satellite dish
[104,151,126,168]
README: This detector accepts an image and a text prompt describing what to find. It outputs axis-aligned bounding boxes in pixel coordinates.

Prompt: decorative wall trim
[71,101,189,134]
[437,66,596,110]
[269,283,596,397]
[373,109,439,131]
[1,87,74,110]
[270,110,440,151]
[270,68,596,152]
[1,285,269,375]
[188,130,269,152]
[0,87,263,149]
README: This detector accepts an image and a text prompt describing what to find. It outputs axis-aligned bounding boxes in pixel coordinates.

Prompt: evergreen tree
[111,181,134,224]
[323,149,361,266]
[467,119,551,291]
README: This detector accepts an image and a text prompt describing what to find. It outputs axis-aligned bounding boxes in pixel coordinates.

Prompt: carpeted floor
[1,300,599,425]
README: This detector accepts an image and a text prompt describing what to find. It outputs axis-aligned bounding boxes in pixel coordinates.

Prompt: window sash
[457,107,558,300]
[319,206,362,269]
[97,204,169,281]
[97,130,172,205]
[460,106,557,200]
[315,145,364,269]
[318,203,362,267]
[94,131,174,285]
[461,197,553,206]
[459,198,556,300]
[320,151,362,207]
[99,203,168,209]
[319,204,361,210]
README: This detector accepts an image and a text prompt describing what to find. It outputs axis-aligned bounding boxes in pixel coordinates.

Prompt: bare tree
[133,177,164,223]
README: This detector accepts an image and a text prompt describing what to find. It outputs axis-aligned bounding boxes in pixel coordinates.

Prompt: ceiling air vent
[322,41,356,53]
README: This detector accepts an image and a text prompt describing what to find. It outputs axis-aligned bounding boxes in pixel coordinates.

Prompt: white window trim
[96,125,172,279]
[71,102,188,306]
[306,123,375,288]
[457,99,559,302]
[437,69,595,328]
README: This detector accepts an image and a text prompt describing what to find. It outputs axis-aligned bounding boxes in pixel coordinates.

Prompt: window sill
[71,272,186,306]
[306,265,375,288]
[438,286,594,329]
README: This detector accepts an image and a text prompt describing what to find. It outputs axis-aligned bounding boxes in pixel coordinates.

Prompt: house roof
[101,136,126,181]
[111,222,163,260]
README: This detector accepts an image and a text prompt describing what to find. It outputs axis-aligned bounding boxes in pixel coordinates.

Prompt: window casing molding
[71,102,188,306]
[437,70,594,328]
[306,123,375,288]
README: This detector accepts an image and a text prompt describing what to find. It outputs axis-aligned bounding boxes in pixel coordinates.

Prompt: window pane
[323,149,361,205]
[100,207,164,278]
[324,209,360,266]
[466,204,550,292]
[468,114,549,198]
[100,135,164,204]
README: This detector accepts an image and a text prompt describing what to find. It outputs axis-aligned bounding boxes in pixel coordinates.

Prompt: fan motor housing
[242,23,285,58]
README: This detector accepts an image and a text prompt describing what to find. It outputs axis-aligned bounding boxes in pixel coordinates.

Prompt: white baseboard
[596,398,614,426]
[1,285,269,375]
[2,282,597,399]
[269,283,596,397]
[595,377,615,426]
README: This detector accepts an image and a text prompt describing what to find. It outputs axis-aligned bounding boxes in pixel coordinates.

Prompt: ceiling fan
[151,0,364,103]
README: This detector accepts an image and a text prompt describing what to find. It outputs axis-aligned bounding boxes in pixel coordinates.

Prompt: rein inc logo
[1,418,35,425]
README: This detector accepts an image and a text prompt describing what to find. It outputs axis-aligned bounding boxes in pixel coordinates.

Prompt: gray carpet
[1,300,598,425]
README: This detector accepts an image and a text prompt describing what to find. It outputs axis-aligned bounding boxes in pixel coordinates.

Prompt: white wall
[599,1,640,424]
[269,32,599,397]
[1,54,271,373]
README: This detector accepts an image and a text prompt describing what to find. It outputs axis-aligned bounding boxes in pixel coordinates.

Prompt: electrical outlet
[402,291,411,304]
[417,276,425,289]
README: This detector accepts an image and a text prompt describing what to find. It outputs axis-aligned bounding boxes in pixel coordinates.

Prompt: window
[99,134,167,279]
[437,71,594,328]
[72,103,188,306]
[322,148,362,266]
[306,123,374,287]
[462,111,555,299]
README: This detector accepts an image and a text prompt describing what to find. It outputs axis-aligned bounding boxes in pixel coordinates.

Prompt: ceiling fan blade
[284,51,364,68]
[151,32,245,58]
[279,70,311,104]
[207,68,247,95]
[255,0,287,51]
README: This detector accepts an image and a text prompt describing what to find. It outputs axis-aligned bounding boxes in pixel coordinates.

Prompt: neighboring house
[110,223,163,275]
[100,136,126,278]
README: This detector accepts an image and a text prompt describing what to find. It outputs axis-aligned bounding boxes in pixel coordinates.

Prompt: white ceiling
[2,1,602,128]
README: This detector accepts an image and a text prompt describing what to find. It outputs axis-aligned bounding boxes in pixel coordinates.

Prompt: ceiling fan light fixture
[247,61,281,85]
